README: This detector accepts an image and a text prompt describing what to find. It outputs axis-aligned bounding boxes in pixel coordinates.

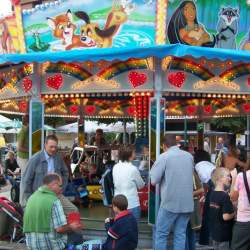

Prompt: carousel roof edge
[0,44,250,64]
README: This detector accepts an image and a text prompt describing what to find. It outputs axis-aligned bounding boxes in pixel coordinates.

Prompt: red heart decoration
[46,74,63,90]
[69,105,78,114]
[128,71,147,88]
[12,0,20,5]
[22,77,32,93]
[168,72,186,88]
[19,101,28,112]
[186,105,197,115]
[85,105,96,115]
[247,77,250,87]
[203,105,212,114]
[242,103,250,113]
[127,106,136,116]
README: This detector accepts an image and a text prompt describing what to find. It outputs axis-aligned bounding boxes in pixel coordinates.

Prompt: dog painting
[22,0,156,52]
[75,4,130,48]
[47,9,95,50]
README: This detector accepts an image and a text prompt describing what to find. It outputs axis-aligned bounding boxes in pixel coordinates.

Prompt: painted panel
[166,0,250,51]
[29,99,44,156]
[166,99,250,117]
[22,0,157,53]
[41,59,154,93]
[44,98,135,117]
[163,56,250,94]
[0,0,25,54]
[0,63,34,100]
[148,98,165,224]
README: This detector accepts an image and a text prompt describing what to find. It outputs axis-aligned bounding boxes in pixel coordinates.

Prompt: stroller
[10,176,21,203]
[0,197,24,243]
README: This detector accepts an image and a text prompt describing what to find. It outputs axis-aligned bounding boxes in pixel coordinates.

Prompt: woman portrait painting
[167,1,215,47]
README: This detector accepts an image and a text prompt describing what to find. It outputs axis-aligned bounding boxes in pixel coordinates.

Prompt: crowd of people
[151,135,250,250]
[1,122,250,250]
[0,132,143,250]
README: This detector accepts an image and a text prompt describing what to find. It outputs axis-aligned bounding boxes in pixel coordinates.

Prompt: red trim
[114,210,131,221]
[112,239,116,249]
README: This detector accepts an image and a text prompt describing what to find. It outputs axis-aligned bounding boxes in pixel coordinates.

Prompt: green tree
[210,117,246,134]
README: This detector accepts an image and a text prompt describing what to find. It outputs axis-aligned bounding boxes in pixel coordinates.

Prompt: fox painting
[47,9,95,50]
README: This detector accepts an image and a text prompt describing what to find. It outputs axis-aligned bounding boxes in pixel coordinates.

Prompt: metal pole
[123,120,127,144]
[154,58,163,223]
[184,117,187,146]
[78,98,84,147]
[247,115,250,151]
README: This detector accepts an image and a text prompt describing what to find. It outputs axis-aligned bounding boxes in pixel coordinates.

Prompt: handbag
[243,171,250,204]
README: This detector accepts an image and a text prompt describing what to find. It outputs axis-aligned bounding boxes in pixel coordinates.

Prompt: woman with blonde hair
[4,150,19,184]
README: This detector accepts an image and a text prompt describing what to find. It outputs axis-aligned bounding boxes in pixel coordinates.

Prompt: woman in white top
[193,149,215,246]
[112,146,145,222]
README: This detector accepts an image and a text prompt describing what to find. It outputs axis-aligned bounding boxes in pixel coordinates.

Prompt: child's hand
[105,218,110,223]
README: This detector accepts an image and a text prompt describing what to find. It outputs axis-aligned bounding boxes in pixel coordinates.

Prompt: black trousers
[231,221,250,250]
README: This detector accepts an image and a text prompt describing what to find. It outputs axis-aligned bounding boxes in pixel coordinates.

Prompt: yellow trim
[14,4,26,53]
[156,0,167,44]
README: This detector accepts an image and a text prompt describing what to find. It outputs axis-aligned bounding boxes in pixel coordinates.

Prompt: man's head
[218,137,224,144]
[118,146,135,162]
[95,128,104,140]
[45,135,58,156]
[112,194,128,214]
[43,173,62,195]
[163,134,176,151]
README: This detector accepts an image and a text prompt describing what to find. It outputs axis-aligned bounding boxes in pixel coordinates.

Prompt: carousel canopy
[1,44,250,65]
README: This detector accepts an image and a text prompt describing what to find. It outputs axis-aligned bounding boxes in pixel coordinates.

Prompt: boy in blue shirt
[102,194,138,250]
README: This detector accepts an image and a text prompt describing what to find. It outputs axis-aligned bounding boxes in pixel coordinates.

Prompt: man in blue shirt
[21,134,79,214]
[150,135,194,250]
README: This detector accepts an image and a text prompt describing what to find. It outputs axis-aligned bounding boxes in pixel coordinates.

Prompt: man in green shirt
[24,173,82,250]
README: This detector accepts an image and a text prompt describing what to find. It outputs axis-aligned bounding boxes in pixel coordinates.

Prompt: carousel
[1,0,250,234]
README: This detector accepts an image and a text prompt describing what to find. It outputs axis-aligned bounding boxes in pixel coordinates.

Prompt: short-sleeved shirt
[209,191,234,242]
[234,171,250,222]
[150,146,194,213]
[25,199,67,250]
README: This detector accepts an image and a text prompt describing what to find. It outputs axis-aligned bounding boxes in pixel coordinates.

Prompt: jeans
[155,207,190,250]
[185,221,196,250]
[5,175,14,185]
[129,206,141,223]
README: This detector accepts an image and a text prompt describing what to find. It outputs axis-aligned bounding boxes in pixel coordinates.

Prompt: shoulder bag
[243,171,250,204]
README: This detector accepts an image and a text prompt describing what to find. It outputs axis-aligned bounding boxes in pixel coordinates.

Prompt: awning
[1,44,250,64]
